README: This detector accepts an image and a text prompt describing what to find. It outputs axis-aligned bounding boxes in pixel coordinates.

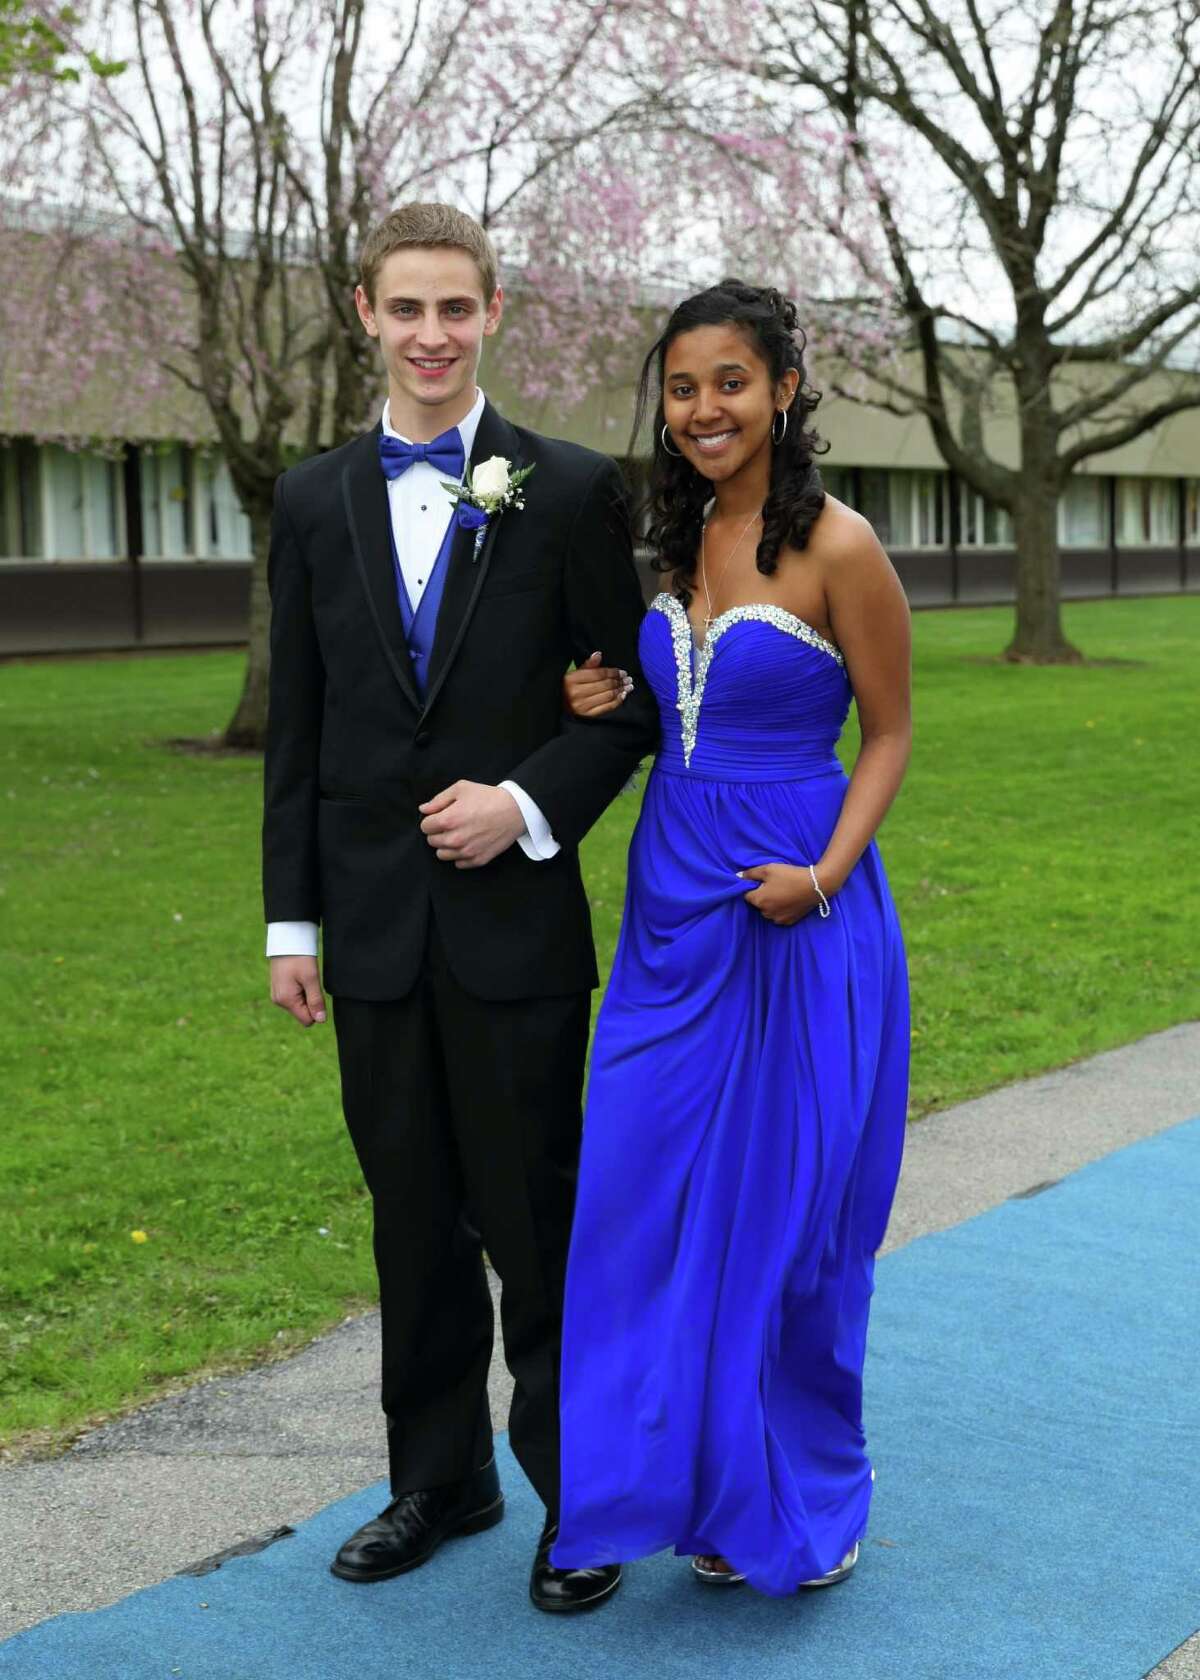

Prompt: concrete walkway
[2,1023,1197,1676]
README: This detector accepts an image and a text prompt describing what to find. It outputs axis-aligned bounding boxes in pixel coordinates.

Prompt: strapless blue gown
[551,593,909,1597]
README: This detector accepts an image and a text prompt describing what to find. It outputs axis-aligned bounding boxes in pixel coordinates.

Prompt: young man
[262,204,656,1612]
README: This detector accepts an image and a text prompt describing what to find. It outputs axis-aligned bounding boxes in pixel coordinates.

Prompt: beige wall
[3,239,1197,480]
[488,329,1200,478]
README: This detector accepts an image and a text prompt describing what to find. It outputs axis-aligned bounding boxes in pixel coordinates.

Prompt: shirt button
[420,504,427,511]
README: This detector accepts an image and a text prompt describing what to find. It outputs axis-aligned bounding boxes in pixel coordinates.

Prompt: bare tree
[677,0,1200,660]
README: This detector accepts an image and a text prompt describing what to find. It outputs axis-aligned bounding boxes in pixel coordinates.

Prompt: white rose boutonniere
[472,456,513,502]
[441,454,536,558]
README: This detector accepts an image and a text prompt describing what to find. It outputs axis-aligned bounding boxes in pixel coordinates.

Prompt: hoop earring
[661,424,683,458]
[772,410,788,445]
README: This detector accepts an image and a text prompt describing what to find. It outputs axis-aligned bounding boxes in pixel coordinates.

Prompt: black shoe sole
[529,1568,622,1614]
[329,1494,505,1583]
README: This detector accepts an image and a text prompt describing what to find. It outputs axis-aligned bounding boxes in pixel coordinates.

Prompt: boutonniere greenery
[442,455,536,556]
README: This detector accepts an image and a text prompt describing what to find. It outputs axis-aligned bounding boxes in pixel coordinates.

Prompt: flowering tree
[5,0,897,743]
[9,0,752,745]
[654,0,1200,661]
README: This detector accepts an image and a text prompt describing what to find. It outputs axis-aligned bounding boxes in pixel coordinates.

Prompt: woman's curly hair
[630,278,827,604]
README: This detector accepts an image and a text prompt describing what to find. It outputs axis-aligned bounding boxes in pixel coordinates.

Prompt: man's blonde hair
[359,203,499,304]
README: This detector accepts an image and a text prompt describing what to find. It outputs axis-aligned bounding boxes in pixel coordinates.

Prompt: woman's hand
[563,651,633,718]
[739,863,830,926]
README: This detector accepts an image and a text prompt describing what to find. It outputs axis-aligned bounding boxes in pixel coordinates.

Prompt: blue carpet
[5,1118,1199,1680]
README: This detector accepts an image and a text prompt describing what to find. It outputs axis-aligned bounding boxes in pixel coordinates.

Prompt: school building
[2,314,1198,656]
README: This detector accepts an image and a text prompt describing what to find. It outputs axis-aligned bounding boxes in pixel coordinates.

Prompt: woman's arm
[741,512,911,927]
[816,513,912,893]
[563,650,633,716]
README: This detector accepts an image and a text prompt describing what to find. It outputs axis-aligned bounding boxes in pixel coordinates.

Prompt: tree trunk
[1004,481,1081,663]
[1005,342,1082,664]
[221,499,273,748]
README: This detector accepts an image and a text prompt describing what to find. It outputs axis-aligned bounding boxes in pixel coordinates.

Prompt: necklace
[700,508,763,633]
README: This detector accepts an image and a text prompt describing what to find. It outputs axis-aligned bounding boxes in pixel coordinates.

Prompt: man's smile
[408,356,457,379]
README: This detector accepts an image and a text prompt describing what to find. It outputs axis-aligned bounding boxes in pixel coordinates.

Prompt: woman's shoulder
[796,494,894,587]
[805,495,882,561]
[773,494,901,635]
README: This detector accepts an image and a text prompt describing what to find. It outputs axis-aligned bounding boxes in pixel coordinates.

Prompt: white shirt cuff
[266,920,319,958]
[499,780,561,861]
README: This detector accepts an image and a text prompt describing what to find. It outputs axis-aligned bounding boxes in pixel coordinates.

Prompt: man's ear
[355,284,380,339]
[483,285,504,337]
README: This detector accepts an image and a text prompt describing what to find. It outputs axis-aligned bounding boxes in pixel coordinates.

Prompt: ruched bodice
[643,593,851,782]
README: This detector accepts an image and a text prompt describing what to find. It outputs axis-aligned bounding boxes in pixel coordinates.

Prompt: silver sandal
[690,1554,747,1586]
[798,1541,859,1588]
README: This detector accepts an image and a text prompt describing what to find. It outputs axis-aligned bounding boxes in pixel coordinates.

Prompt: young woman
[550,280,911,1597]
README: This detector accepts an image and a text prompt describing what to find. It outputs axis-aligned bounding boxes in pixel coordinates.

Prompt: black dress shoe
[330,1459,504,1582]
[529,1516,622,1613]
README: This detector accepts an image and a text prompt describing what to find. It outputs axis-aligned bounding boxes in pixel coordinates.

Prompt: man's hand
[418,781,527,868]
[270,956,327,1026]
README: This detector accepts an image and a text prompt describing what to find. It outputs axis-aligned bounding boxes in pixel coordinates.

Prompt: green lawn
[2,596,1197,1451]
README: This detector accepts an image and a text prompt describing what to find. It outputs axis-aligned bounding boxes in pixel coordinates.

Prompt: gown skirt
[551,596,910,1597]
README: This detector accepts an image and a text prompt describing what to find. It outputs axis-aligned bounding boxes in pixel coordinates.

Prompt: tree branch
[1058,387,1200,472]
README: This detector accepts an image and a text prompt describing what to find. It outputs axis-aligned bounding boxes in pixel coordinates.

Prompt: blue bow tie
[378,427,465,482]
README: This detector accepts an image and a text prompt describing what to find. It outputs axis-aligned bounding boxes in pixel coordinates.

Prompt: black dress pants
[332,916,590,1515]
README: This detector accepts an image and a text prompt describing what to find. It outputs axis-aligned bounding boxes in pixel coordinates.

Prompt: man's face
[355,247,502,416]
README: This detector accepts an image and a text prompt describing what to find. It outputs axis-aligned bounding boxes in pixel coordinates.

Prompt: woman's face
[661,323,796,484]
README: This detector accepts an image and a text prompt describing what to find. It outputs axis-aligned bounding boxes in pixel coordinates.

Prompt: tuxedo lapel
[341,425,421,711]
[423,400,522,717]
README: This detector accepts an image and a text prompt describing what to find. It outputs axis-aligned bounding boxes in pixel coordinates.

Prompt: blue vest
[389,513,457,697]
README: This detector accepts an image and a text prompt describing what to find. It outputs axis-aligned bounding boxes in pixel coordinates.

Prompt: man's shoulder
[508,423,621,490]
[278,431,373,502]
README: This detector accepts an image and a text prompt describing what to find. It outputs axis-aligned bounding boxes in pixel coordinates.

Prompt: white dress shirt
[266,390,558,960]
[384,388,482,612]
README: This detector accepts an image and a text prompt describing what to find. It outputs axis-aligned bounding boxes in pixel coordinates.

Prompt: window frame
[34,444,126,562]
[957,482,1014,549]
[139,444,195,561]
[194,451,253,560]
[1114,475,1178,550]
[1056,475,1111,549]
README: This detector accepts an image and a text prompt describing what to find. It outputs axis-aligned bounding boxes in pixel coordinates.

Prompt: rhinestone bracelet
[809,864,832,919]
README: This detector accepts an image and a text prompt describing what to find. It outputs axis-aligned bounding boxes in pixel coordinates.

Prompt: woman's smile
[690,429,738,455]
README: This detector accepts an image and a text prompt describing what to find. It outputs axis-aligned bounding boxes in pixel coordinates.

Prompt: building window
[858,470,888,540]
[198,455,252,558]
[1058,476,1109,548]
[40,445,124,560]
[45,446,84,556]
[140,446,193,559]
[820,466,857,507]
[912,472,947,547]
[959,485,1013,548]
[0,442,42,558]
[860,469,947,548]
[1186,480,1200,548]
[1115,477,1176,548]
[83,455,122,558]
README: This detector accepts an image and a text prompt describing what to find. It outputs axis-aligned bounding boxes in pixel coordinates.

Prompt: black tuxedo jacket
[262,399,660,1001]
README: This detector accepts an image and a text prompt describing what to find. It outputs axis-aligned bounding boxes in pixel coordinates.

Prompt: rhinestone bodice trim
[650,592,846,769]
